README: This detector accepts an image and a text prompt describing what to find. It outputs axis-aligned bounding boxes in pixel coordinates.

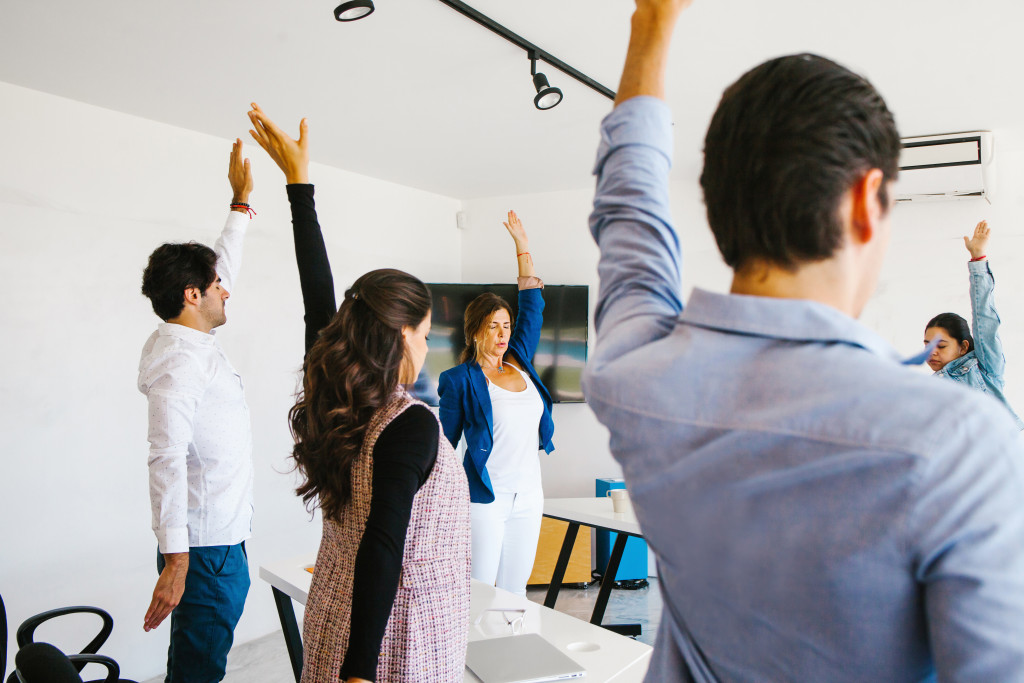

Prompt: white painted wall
[0,81,462,680]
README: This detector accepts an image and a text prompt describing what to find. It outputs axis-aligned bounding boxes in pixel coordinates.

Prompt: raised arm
[504,210,535,280]
[502,211,545,361]
[213,139,255,294]
[584,1,691,374]
[964,220,1007,378]
[248,104,336,355]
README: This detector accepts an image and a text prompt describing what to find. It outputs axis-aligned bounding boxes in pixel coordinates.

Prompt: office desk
[260,553,651,683]
[542,498,646,634]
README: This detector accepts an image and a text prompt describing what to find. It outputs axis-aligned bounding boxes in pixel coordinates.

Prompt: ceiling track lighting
[529,51,563,111]
[335,0,374,22]
[333,0,615,108]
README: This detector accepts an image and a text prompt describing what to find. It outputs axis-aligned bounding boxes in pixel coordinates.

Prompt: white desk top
[543,497,643,536]
[260,554,651,683]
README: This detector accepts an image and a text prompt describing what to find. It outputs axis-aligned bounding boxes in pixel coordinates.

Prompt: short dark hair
[701,53,901,271]
[141,242,218,321]
[460,293,514,365]
[926,313,974,353]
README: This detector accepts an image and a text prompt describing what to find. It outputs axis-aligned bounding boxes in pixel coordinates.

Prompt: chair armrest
[66,654,121,682]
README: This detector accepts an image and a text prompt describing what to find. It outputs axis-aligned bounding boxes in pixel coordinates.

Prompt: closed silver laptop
[466,633,586,683]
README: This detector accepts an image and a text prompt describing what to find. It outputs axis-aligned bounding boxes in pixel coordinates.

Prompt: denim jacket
[935,260,1023,429]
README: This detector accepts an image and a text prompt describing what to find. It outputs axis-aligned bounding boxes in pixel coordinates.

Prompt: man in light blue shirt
[583,1,1024,681]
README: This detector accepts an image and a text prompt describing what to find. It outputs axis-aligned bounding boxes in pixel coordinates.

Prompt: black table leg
[591,531,629,626]
[544,521,580,609]
[272,586,303,682]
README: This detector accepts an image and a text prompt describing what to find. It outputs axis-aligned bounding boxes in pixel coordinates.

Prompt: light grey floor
[142,578,662,682]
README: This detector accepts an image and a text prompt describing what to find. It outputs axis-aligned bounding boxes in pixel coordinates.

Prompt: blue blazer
[438,287,556,504]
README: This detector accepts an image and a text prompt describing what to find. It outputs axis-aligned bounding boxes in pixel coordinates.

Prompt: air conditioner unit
[893,131,992,203]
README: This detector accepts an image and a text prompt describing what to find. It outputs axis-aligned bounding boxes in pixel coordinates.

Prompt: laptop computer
[466,633,586,683]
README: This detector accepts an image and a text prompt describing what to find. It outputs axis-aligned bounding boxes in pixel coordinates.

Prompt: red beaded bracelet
[230,203,257,218]
[969,255,986,262]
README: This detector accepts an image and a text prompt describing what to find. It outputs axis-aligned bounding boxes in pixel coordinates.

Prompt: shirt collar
[157,322,216,346]
[680,288,924,365]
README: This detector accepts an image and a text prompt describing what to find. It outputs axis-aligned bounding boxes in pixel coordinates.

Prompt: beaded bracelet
[230,202,257,218]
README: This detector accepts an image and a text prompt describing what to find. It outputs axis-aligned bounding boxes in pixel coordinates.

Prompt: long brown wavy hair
[289,268,431,520]
[459,292,514,364]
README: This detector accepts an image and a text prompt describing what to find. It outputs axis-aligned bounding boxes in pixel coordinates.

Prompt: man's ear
[182,286,202,309]
[849,168,886,246]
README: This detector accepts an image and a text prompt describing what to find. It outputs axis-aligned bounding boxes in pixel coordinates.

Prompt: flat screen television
[410,284,589,406]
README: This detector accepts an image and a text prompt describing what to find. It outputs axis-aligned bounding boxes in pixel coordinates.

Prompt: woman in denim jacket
[924,220,1023,428]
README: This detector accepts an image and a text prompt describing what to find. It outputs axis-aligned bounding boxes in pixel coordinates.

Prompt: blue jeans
[156,543,250,683]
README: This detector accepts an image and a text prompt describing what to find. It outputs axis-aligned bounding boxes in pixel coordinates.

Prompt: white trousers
[470,488,544,596]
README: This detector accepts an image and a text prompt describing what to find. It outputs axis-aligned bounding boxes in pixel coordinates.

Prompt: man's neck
[729,257,864,318]
[166,312,213,334]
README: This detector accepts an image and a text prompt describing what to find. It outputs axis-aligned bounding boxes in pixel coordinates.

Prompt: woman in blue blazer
[438,211,555,596]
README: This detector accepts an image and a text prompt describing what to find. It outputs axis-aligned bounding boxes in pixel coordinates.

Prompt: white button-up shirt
[138,211,254,554]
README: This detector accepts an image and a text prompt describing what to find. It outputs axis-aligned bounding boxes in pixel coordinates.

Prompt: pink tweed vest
[300,390,471,682]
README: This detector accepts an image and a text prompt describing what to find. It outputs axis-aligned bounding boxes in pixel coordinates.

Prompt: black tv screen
[410,284,589,405]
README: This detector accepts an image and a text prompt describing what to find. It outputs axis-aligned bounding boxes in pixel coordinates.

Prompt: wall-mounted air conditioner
[893,131,992,203]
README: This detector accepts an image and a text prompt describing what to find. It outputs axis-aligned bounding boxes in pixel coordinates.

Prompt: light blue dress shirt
[934,260,1023,429]
[584,96,1024,682]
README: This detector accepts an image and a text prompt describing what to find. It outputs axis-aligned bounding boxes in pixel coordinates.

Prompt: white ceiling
[2,1,1022,199]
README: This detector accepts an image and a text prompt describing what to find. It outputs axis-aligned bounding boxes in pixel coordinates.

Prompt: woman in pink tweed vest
[248,104,471,683]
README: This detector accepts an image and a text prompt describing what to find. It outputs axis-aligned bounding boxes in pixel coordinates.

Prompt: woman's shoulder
[439,361,474,382]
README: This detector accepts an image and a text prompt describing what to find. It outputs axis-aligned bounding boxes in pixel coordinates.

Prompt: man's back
[584,93,1024,681]
[586,285,1024,681]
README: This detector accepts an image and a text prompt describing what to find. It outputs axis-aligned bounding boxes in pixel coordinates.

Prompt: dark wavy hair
[926,312,974,353]
[459,292,514,364]
[141,242,218,321]
[289,269,431,519]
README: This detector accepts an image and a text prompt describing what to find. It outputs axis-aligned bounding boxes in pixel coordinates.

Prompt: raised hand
[228,138,253,203]
[248,103,309,184]
[502,210,529,249]
[964,220,990,260]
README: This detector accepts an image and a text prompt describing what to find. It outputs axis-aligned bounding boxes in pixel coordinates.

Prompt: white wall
[0,81,462,680]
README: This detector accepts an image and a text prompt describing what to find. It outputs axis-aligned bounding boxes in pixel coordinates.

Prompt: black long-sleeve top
[287,184,438,681]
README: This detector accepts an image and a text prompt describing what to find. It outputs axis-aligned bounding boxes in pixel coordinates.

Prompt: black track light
[529,54,562,111]
[335,0,374,22]
[532,72,563,110]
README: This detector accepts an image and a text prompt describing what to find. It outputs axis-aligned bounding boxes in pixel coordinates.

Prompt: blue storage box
[595,478,648,580]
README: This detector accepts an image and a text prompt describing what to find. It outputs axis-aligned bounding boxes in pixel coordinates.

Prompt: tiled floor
[141,578,662,682]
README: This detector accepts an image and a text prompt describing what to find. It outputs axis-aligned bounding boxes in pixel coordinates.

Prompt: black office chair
[14,642,122,683]
[1,595,135,683]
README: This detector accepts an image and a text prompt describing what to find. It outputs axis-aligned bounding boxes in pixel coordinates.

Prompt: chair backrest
[15,606,112,674]
[15,643,84,683]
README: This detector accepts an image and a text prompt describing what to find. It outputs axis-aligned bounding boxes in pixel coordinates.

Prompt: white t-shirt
[486,365,544,494]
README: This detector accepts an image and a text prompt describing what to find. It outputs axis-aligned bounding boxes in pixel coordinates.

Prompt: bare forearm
[515,239,535,278]
[615,2,690,105]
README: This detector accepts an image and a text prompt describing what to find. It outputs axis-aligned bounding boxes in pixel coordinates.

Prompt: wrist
[231,194,250,205]
[970,254,987,262]
[162,552,189,569]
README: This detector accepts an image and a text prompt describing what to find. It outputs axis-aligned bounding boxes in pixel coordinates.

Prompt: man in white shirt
[138,139,255,682]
